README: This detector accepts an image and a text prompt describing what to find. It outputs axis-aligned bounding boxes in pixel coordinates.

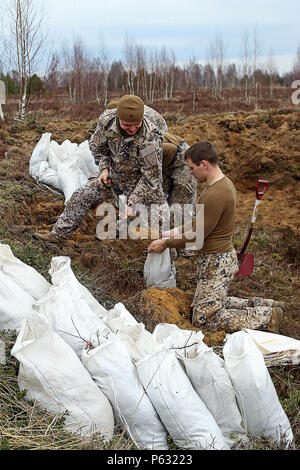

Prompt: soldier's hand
[120,204,134,220]
[148,239,167,254]
[98,169,111,187]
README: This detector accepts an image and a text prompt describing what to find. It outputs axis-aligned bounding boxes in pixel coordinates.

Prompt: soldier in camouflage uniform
[34,95,170,242]
[148,142,284,334]
[106,99,197,208]
[34,96,196,243]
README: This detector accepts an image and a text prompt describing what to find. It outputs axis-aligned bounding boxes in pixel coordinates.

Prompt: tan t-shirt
[166,176,237,253]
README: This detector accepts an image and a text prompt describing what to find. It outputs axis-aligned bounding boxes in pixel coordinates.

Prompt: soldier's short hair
[185,142,219,166]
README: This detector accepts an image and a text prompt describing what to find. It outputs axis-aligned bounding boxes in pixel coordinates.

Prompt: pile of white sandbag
[0,243,296,449]
[29,133,99,203]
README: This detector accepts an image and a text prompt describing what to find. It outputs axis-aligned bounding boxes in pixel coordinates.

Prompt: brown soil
[170,110,300,232]
[139,288,227,347]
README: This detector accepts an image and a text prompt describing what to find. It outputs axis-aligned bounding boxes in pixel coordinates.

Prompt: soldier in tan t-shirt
[148,141,283,334]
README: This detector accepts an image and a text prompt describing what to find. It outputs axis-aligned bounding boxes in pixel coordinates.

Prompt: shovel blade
[235,253,255,277]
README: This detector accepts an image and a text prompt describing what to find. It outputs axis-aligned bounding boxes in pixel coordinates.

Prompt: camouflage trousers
[191,250,273,333]
[52,178,171,240]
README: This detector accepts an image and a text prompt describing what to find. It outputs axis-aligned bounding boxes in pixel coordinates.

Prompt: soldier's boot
[252,297,285,310]
[33,231,65,244]
[264,307,283,334]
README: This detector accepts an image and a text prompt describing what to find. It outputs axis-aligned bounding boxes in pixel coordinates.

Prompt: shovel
[235,179,269,277]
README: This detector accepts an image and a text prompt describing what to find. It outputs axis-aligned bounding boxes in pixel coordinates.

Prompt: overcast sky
[4,0,300,73]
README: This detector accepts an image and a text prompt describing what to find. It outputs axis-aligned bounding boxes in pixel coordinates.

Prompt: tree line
[1,0,300,120]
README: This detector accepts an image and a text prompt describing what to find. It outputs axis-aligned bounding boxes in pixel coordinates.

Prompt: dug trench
[0,109,299,346]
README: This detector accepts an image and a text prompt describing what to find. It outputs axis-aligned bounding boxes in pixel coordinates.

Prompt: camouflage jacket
[89,109,166,205]
[144,105,168,132]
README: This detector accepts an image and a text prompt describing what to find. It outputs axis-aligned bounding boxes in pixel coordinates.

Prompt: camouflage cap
[116,95,144,122]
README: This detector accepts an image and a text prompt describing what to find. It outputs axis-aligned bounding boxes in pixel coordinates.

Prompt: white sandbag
[143,250,176,289]
[136,349,229,450]
[35,258,110,357]
[102,303,158,361]
[50,256,108,319]
[116,324,159,362]
[57,159,87,203]
[243,328,300,366]
[153,323,205,349]
[153,323,246,446]
[29,133,51,180]
[55,140,90,202]
[82,333,169,450]
[30,135,99,203]
[11,313,114,439]
[223,331,294,445]
[49,140,64,171]
[34,288,110,358]
[77,141,99,176]
[179,348,247,446]
[103,302,139,332]
[37,161,60,188]
[0,244,50,300]
[0,271,36,331]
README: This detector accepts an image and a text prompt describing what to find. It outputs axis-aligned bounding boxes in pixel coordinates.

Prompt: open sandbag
[136,349,229,450]
[102,302,139,332]
[102,303,158,362]
[116,324,159,363]
[144,250,176,289]
[0,271,36,331]
[82,333,169,450]
[50,256,108,318]
[11,313,114,440]
[35,257,110,357]
[34,287,110,358]
[0,244,50,300]
[29,134,99,202]
[223,331,294,446]
[29,133,52,180]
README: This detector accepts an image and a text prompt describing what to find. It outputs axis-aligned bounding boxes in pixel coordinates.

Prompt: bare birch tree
[292,43,300,77]
[148,47,158,103]
[123,33,136,94]
[266,49,278,98]
[4,0,46,120]
[99,37,110,105]
[252,25,261,107]
[207,33,226,100]
[240,29,251,104]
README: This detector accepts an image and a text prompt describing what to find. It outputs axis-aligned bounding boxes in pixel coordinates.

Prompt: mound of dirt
[169,110,300,231]
[139,287,227,347]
